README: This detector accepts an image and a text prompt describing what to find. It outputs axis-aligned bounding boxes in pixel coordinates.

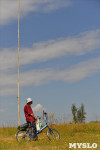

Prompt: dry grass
[0,123,100,150]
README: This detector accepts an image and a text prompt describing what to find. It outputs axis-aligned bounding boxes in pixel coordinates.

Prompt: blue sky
[0,0,100,126]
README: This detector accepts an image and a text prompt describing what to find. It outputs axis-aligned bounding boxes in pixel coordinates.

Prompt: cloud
[0,48,17,72]
[32,104,45,112]
[59,57,100,83]
[0,0,72,25]
[0,109,6,112]
[0,57,100,96]
[0,29,100,96]
[19,57,100,86]
[0,29,100,73]
[0,87,17,96]
[19,29,100,65]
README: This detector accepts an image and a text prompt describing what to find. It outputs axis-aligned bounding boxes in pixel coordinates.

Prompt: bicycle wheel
[47,128,60,141]
[16,130,26,142]
[24,133,31,142]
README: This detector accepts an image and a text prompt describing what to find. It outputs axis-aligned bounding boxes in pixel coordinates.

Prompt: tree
[80,104,86,123]
[77,104,86,123]
[71,104,86,124]
[77,108,82,123]
[71,104,77,124]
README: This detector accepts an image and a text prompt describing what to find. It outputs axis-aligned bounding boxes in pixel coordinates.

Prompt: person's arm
[30,113,37,120]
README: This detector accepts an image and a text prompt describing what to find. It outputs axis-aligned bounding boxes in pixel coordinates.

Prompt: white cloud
[32,104,45,112]
[0,29,100,96]
[0,87,17,96]
[19,29,100,65]
[0,0,72,25]
[0,57,100,96]
[0,48,17,72]
[0,109,6,112]
[0,29,100,73]
[59,57,100,83]
[19,57,100,86]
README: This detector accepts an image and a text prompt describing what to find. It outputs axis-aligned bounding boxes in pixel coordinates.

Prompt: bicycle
[16,113,60,142]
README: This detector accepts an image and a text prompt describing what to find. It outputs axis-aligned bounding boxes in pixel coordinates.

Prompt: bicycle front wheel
[47,128,60,141]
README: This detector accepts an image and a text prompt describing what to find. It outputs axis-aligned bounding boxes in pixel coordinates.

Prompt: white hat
[26,98,32,104]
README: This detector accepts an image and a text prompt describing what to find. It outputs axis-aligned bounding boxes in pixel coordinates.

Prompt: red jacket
[24,104,35,122]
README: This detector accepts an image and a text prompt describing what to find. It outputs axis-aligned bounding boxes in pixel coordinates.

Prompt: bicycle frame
[26,123,49,136]
[37,123,48,134]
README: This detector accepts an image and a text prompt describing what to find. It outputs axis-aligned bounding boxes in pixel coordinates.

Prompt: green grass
[0,123,100,150]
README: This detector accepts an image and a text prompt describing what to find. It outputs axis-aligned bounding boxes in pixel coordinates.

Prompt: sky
[0,0,100,126]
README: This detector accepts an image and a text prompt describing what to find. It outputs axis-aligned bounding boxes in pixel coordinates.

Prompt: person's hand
[35,117,37,120]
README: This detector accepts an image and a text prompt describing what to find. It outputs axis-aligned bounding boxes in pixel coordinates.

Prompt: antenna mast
[18,0,20,125]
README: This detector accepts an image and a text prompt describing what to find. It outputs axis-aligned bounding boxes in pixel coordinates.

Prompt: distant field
[0,123,100,150]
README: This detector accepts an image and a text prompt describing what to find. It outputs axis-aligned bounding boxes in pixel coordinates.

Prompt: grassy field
[0,123,100,150]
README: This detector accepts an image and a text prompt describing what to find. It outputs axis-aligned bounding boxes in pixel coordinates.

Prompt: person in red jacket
[24,98,37,140]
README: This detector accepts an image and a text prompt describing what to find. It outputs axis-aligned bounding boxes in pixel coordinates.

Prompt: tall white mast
[18,0,20,125]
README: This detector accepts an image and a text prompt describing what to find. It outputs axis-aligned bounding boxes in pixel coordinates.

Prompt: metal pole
[18,0,20,125]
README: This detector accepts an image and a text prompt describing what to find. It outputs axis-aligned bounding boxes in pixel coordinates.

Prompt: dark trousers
[27,121,37,138]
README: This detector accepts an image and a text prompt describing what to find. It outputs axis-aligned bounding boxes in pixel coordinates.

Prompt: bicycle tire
[47,128,60,141]
[16,130,26,142]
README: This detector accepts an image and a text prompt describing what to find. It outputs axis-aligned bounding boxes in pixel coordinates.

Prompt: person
[24,98,37,140]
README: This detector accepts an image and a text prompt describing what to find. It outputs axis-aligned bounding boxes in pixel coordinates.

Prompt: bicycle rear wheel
[16,130,31,142]
[47,128,60,141]
[16,130,26,142]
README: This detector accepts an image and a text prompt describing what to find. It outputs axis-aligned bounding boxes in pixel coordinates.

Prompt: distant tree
[77,108,82,123]
[77,104,86,123]
[71,104,77,124]
[80,104,86,123]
